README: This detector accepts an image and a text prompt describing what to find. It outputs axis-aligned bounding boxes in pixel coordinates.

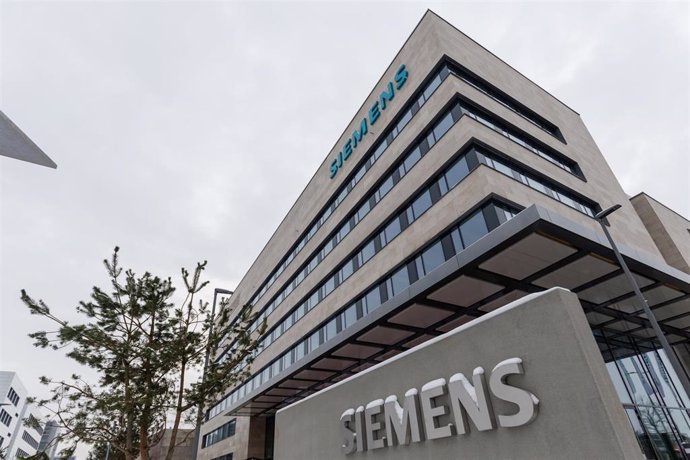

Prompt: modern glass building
[197,11,690,460]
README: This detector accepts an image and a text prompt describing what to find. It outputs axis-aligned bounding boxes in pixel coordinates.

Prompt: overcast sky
[1,1,688,457]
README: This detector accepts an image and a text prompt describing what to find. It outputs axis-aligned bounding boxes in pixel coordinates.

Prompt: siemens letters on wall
[329,65,409,179]
[338,357,539,454]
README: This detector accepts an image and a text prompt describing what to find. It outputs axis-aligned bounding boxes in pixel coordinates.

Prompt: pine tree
[21,247,266,460]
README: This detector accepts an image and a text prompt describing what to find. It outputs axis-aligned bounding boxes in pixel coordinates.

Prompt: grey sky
[1,1,688,457]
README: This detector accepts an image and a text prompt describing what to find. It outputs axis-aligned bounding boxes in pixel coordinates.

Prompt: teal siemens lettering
[329,64,409,179]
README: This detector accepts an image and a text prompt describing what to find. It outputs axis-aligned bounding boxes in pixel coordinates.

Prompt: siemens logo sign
[338,357,539,454]
[329,64,409,179]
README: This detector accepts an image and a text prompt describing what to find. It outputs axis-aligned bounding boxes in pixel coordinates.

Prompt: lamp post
[595,204,690,396]
[191,287,234,460]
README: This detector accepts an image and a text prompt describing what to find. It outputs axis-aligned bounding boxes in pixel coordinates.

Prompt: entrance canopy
[227,205,690,417]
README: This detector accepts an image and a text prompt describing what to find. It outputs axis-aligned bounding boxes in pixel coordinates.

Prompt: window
[208,201,519,418]
[361,240,375,264]
[6,388,19,406]
[16,448,30,459]
[211,454,233,460]
[411,191,432,219]
[477,147,596,216]
[0,409,11,427]
[384,218,401,243]
[460,210,489,248]
[445,156,469,188]
[422,241,446,274]
[364,287,381,314]
[390,266,410,296]
[202,419,236,448]
[342,305,357,329]
[432,112,454,141]
[446,61,561,139]
[22,430,39,449]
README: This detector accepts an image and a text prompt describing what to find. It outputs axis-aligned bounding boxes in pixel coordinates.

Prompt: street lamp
[191,287,234,460]
[595,204,690,396]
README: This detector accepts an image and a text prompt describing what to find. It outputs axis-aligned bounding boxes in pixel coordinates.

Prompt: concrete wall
[631,192,690,275]
[147,429,195,460]
[275,288,641,460]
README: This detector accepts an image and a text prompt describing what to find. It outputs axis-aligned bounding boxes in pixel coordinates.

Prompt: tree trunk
[164,359,187,460]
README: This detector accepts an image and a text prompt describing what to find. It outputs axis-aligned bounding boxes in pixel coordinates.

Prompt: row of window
[213,141,597,414]
[211,454,233,460]
[216,76,462,363]
[219,60,571,357]
[475,146,597,216]
[207,201,518,419]
[208,98,593,418]
[6,388,19,406]
[209,148,484,417]
[16,448,30,458]
[234,64,451,325]
[446,60,562,139]
[21,430,38,450]
[217,93,582,365]
[455,99,578,175]
[202,419,236,448]
[0,409,11,427]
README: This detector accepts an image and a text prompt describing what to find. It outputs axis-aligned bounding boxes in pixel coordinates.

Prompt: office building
[197,11,690,460]
[0,372,45,459]
[37,420,60,459]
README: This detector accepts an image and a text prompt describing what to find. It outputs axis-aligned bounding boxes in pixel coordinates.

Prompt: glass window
[415,257,425,278]
[412,190,432,219]
[396,109,413,132]
[426,132,436,149]
[341,260,354,281]
[378,176,394,199]
[296,303,306,321]
[460,210,489,247]
[491,157,514,177]
[390,266,410,296]
[422,241,445,273]
[361,240,375,264]
[295,341,305,361]
[324,276,335,296]
[373,142,386,159]
[325,319,337,341]
[308,291,319,310]
[445,156,469,188]
[282,352,292,369]
[343,304,357,329]
[437,175,449,196]
[284,313,293,331]
[384,218,401,243]
[309,331,320,352]
[364,287,381,314]
[357,199,371,222]
[403,147,422,172]
[526,176,547,194]
[423,74,441,100]
[432,112,454,141]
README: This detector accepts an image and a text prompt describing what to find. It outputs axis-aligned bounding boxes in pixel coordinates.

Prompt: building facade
[37,420,60,459]
[146,428,195,460]
[0,372,44,459]
[197,11,690,460]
